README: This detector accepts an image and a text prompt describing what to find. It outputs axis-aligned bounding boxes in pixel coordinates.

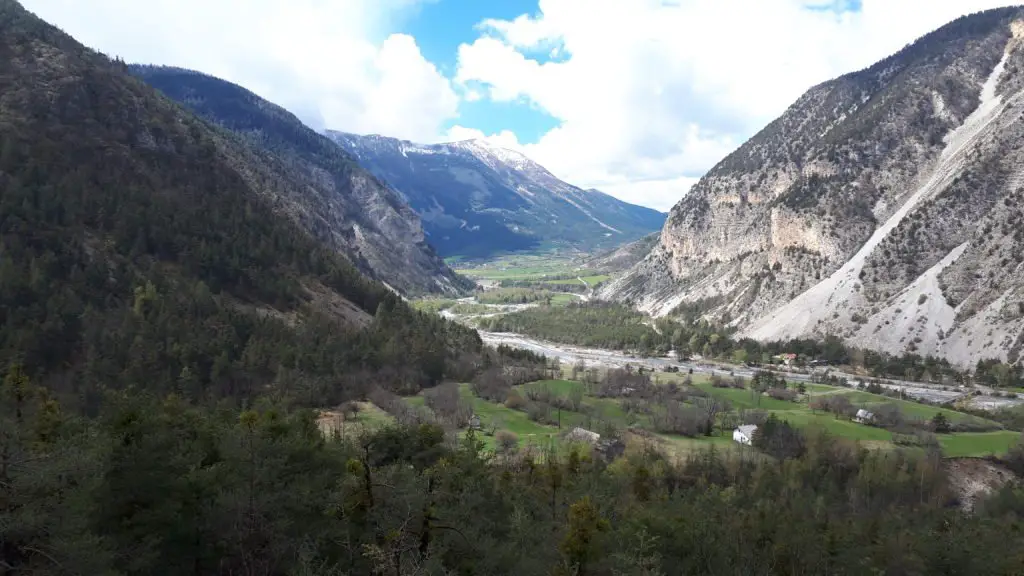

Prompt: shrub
[526,401,551,424]
[766,388,798,402]
[1004,434,1024,476]
[711,375,743,389]
[496,430,519,453]
[752,414,806,459]
[504,391,527,411]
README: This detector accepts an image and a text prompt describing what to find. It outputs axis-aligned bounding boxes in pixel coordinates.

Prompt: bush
[1003,434,1024,476]
[496,430,519,453]
[753,414,806,460]
[526,401,551,424]
[651,400,703,437]
[504,391,527,411]
[470,369,513,403]
[766,388,798,402]
[738,409,768,426]
[711,375,743,389]
[809,395,854,417]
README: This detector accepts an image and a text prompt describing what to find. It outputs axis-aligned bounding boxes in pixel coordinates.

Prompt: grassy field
[769,410,894,441]
[317,402,394,438]
[407,384,566,451]
[453,253,594,282]
[825,389,991,425]
[537,274,610,286]
[393,373,1018,459]
[693,382,804,411]
[550,293,579,305]
[939,431,1022,458]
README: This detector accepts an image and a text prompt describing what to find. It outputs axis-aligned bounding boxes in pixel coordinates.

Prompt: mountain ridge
[130,65,472,297]
[601,6,1024,368]
[0,0,482,403]
[327,130,666,258]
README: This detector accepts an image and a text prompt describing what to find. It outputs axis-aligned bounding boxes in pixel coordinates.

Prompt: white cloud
[443,126,522,150]
[20,0,458,142]
[457,0,1021,210]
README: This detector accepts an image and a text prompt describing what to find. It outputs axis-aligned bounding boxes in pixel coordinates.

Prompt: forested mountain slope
[602,7,1024,367]
[0,0,483,408]
[327,132,666,258]
[130,66,471,296]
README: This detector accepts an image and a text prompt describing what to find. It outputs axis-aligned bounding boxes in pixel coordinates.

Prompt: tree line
[4,369,1024,575]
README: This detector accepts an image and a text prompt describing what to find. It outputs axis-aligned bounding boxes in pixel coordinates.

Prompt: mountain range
[0,0,486,403]
[601,6,1024,368]
[327,132,666,258]
[130,66,471,296]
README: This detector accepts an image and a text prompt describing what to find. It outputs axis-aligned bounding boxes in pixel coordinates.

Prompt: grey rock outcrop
[602,8,1024,367]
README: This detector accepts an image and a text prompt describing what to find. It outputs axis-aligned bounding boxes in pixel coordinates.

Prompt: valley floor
[327,375,1018,460]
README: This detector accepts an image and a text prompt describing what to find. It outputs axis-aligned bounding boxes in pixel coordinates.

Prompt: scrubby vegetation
[477,287,564,304]
[489,303,1024,387]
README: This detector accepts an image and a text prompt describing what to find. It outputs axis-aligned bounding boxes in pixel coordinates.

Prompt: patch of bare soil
[944,457,1018,512]
[303,280,373,328]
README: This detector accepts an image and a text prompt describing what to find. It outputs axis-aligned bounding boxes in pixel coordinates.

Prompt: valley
[332,364,1021,460]
[4,1,1024,573]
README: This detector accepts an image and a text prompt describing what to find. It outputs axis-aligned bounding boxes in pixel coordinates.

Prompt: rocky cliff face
[132,67,471,297]
[327,132,666,258]
[601,7,1024,367]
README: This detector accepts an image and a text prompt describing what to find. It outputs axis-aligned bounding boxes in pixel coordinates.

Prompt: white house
[733,424,758,445]
[854,409,875,424]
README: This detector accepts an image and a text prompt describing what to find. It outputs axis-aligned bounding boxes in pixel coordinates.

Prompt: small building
[854,409,874,424]
[733,424,758,445]
[468,414,481,430]
[566,427,601,444]
[773,353,798,366]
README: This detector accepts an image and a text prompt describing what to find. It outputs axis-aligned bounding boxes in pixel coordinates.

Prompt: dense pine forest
[0,0,492,414]
[4,380,1024,575]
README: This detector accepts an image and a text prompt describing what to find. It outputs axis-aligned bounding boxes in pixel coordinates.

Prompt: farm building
[854,409,875,424]
[733,424,758,445]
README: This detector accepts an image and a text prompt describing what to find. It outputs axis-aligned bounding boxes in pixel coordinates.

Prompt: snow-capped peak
[451,139,537,172]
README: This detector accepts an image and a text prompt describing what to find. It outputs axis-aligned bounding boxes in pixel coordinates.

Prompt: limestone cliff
[602,7,1024,367]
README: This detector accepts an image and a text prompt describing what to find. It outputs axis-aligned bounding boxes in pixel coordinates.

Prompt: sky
[20,0,1022,211]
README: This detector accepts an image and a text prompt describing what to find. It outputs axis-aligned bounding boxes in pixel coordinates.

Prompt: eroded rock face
[602,8,1024,367]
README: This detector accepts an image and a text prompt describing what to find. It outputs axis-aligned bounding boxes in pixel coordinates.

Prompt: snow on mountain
[326,131,665,258]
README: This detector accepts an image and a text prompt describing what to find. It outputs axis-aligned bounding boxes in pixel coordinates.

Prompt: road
[439,296,1023,411]
[479,331,1024,410]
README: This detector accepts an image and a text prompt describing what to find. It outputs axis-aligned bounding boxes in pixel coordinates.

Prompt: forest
[4,371,1024,575]
[0,0,512,416]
